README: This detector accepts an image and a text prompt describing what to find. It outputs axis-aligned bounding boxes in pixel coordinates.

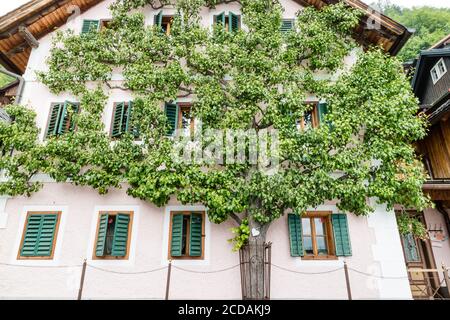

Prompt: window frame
[161,15,174,35]
[297,102,319,131]
[168,211,206,260]
[213,12,241,32]
[301,211,337,260]
[99,19,112,31]
[92,211,134,260]
[431,58,448,84]
[44,102,80,139]
[110,101,140,140]
[17,211,62,260]
[177,102,195,133]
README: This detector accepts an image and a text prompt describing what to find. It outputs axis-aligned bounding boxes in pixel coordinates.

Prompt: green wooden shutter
[35,214,59,256]
[81,20,100,34]
[124,102,132,133]
[281,19,294,33]
[288,213,303,257]
[57,103,68,135]
[20,214,58,257]
[215,12,225,26]
[165,102,178,136]
[170,214,184,257]
[401,233,420,262]
[126,101,140,138]
[154,11,163,29]
[111,102,126,137]
[58,101,79,135]
[111,213,130,257]
[189,213,203,257]
[20,215,43,256]
[46,103,63,138]
[229,12,239,32]
[317,102,328,125]
[95,213,109,257]
[332,214,352,256]
[67,102,79,132]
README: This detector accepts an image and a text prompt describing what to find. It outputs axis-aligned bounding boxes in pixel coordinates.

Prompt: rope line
[172,264,240,274]
[347,267,409,279]
[0,261,445,280]
[271,263,344,275]
[86,264,168,274]
[0,262,82,268]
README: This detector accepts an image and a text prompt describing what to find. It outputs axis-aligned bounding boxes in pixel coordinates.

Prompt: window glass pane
[316,236,328,255]
[438,61,446,74]
[314,217,326,236]
[105,215,116,255]
[303,110,313,130]
[180,108,192,129]
[402,233,420,262]
[302,218,311,235]
[431,68,438,81]
[303,236,313,255]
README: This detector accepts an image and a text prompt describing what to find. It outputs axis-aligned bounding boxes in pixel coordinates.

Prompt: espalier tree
[0,0,430,298]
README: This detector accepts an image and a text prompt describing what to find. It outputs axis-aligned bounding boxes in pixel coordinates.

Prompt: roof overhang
[0,0,412,74]
[0,0,103,74]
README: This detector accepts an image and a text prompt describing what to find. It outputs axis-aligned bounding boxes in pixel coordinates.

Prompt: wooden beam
[18,26,39,49]
[0,51,23,74]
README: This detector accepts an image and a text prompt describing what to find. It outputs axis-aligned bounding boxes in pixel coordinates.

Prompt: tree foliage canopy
[0,0,430,240]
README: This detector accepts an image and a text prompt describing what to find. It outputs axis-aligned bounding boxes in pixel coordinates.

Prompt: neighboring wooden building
[404,35,450,299]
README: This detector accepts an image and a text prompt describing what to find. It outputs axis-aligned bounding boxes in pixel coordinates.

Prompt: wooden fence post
[77,259,87,300]
[344,261,352,300]
[165,260,172,300]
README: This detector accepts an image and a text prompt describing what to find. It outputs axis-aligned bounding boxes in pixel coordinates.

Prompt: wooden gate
[239,242,271,300]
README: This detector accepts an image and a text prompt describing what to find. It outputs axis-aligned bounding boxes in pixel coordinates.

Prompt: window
[45,101,79,138]
[168,211,205,259]
[401,233,421,263]
[154,11,174,35]
[288,212,351,259]
[110,101,139,139]
[164,102,194,136]
[296,102,328,131]
[100,19,112,31]
[178,105,194,131]
[215,12,240,32]
[430,58,448,84]
[94,211,133,259]
[81,19,100,34]
[18,212,61,259]
[280,19,294,33]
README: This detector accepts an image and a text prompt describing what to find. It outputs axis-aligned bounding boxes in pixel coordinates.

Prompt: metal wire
[86,264,168,275]
[172,264,240,274]
[271,263,344,275]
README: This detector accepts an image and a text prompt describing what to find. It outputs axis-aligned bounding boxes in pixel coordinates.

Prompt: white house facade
[0,0,414,299]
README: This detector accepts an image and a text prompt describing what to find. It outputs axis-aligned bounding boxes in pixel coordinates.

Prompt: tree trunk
[241,218,270,300]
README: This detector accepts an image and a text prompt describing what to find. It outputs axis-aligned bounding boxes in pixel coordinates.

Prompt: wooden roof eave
[0,0,412,74]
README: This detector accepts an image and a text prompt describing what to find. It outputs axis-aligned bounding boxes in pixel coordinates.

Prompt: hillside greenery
[373,1,450,61]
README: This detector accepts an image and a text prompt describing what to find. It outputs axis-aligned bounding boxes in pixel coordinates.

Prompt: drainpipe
[0,68,24,105]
